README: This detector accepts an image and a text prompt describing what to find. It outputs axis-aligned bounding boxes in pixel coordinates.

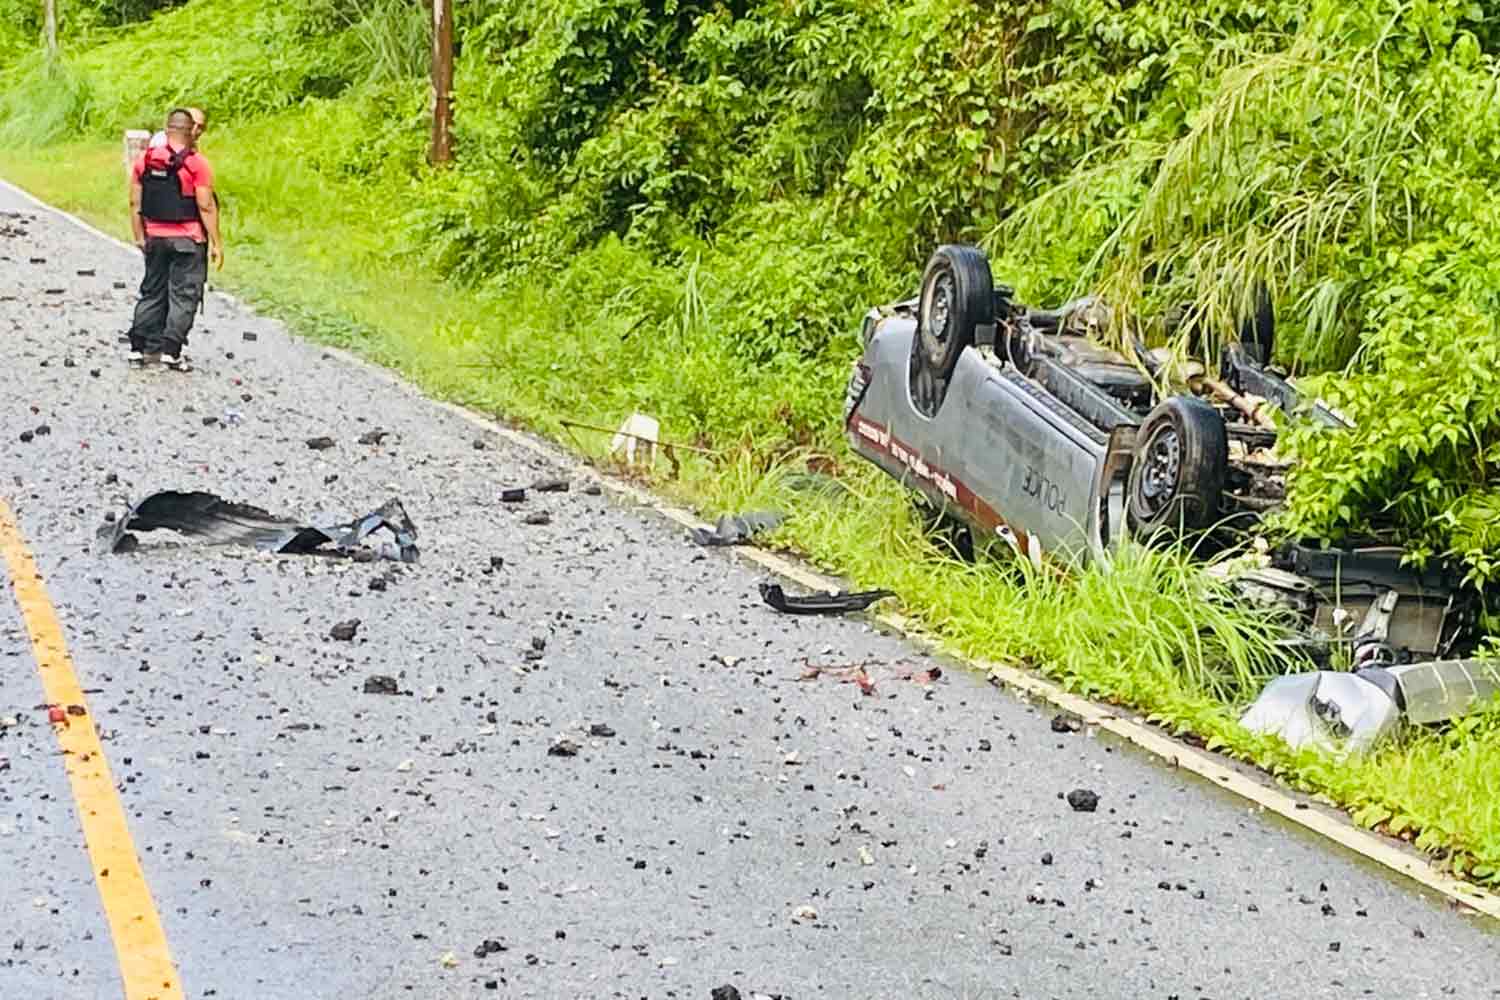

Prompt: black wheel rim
[925,270,954,348]
[1136,425,1181,517]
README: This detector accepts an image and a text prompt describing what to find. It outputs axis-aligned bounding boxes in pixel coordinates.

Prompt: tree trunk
[43,0,58,56]
[429,0,453,165]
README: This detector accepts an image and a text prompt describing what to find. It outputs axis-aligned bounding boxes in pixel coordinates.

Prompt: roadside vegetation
[5,0,1500,884]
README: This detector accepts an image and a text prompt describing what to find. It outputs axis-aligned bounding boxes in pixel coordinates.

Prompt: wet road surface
[2,183,1498,999]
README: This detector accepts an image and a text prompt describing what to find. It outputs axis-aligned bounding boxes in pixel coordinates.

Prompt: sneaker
[127,351,145,368]
[162,353,192,372]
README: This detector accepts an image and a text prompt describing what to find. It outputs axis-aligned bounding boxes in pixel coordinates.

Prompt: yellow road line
[0,500,184,1000]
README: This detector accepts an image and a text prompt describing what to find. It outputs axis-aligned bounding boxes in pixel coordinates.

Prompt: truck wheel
[1126,396,1227,542]
[917,244,993,380]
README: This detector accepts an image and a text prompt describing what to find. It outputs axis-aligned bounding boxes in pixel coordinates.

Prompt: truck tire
[1126,396,1227,543]
[917,244,993,381]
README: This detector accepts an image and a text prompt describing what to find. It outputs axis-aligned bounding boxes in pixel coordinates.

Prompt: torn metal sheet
[691,511,785,547]
[759,581,894,615]
[103,491,419,562]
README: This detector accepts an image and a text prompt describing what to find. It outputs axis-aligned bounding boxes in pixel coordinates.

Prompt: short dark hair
[166,108,194,131]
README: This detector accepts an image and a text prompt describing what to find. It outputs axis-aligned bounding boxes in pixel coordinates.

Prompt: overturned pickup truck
[843,245,1495,739]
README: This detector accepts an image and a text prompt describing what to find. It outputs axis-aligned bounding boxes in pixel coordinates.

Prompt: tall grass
[342,0,427,85]
[0,52,96,146]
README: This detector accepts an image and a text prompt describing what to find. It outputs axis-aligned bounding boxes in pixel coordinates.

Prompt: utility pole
[429,0,453,165]
[43,0,58,57]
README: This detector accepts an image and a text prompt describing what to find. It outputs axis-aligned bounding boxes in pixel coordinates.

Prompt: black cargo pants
[128,236,207,356]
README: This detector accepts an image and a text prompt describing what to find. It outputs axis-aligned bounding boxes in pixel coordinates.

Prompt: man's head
[164,108,195,143]
[187,107,206,143]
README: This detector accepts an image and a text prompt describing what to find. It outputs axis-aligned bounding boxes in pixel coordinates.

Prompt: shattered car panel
[104,491,419,562]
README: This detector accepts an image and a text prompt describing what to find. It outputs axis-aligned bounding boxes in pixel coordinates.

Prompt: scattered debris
[487,556,505,572]
[329,620,360,642]
[711,987,743,1000]
[548,738,580,758]
[305,436,336,450]
[103,491,419,562]
[533,478,569,493]
[759,581,894,615]
[582,484,603,496]
[858,846,875,866]
[791,904,818,923]
[691,511,785,547]
[18,430,33,444]
[473,939,507,958]
[439,951,458,969]
[894,665,942,685]
[589,723,616,738]
[1066,788,1100,812]
[500,488,527,503]
[1051,714,1082,734]
[242,331,258,342]
[797,659,878,696]
[473,439,487,451]
[363,675,400,696]
[523,511,552,526]
[356,428,389,445]
[46,706,65,725]
[609,412,660,468]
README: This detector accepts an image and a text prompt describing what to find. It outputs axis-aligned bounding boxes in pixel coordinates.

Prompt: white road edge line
[7,176,1497,921]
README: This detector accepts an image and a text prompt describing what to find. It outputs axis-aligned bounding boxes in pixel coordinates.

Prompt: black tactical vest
[140,146,201,223]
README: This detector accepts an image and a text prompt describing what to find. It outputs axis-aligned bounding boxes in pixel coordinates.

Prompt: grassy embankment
[4,0,1500,885]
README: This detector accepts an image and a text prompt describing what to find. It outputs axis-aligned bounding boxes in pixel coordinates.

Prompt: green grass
[8,0,1500,891]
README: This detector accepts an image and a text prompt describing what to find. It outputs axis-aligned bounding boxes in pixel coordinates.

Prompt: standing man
[127,108,223,371]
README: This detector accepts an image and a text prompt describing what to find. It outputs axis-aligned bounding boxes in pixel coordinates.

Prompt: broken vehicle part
[103,491,419,562]
[691,511,785,547]
[759,581,894,615]
[1386,659,1500,726]
[1240,671,1400,753]
[1243,658,1500,754]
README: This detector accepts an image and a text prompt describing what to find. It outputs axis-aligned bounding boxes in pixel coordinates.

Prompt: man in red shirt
[127,108,224,371]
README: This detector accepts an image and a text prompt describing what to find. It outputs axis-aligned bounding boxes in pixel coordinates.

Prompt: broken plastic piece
[691,511,785,547]
[1386,659,1500,725]
[609,413,660,468]
[103,491,419,562]
[1240,671,1399,753]
[759,581,894,615]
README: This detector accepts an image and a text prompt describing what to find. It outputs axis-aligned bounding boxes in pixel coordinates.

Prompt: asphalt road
[2,182,1498,1000]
